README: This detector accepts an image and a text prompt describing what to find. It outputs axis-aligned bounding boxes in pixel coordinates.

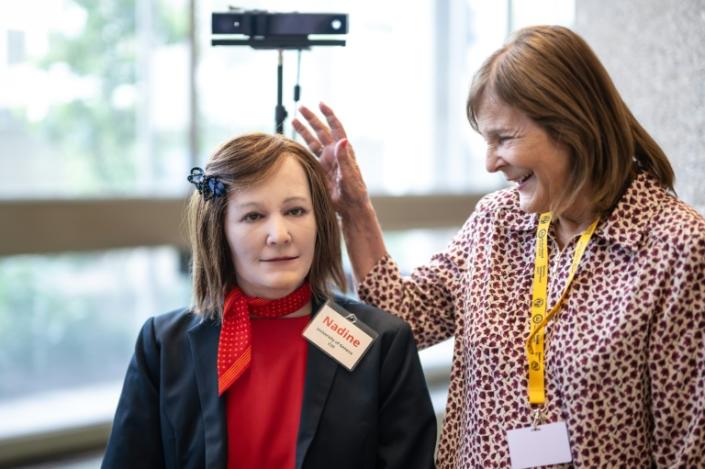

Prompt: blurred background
[1,0,703,466]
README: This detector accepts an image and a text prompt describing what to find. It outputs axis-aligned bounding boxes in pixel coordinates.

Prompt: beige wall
[575,0,705,214]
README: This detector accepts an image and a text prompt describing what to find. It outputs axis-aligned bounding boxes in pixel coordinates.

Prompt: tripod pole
[275,49,287,134]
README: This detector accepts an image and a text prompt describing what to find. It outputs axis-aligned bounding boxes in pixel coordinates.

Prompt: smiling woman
[476,96,574,221]
[102,132,438,469]
[293,25,705,468]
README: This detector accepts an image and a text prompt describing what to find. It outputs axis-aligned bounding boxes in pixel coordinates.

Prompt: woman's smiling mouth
[509,171,534,189]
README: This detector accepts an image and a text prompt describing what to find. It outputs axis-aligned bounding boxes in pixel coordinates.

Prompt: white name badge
[302,302,377,371]
[506,421,572,469]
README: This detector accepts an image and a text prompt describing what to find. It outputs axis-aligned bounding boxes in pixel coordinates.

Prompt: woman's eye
[242,212,263,222]
[497,135,511,144]
[287,207,307,217]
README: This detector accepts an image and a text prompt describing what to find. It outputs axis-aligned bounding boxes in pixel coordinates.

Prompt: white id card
[302,302,377,371]
[506,421,572,469]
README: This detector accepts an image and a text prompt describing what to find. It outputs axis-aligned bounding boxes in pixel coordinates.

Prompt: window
[0,0,193,448]
[0,248,190,439]
[0,0,190,198]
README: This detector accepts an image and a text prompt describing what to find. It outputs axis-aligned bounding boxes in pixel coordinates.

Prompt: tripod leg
[275,49,288,134]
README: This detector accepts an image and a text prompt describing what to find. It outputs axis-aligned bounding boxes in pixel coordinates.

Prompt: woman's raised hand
[292,103,369,215]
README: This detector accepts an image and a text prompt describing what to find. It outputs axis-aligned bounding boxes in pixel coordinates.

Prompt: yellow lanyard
[526,212,599,405]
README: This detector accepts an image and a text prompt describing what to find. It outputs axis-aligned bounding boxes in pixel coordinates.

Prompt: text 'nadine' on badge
[303,302,377,371]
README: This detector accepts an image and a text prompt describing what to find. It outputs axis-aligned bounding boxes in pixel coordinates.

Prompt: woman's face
[476,94,571,214]
[225,154,317,299]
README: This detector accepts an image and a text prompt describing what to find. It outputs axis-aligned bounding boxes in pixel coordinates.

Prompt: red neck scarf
[217,281,312,395]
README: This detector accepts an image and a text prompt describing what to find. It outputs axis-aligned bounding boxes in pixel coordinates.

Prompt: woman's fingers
[298,105,334,146]
[320,102,348,142]
[335,139,353,178]
[334,139,368,206]
[292,118,324,156]
[293,103,367,208]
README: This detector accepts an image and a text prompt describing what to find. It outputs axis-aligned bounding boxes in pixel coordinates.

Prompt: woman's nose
[266,216,292,245]
[485,146,504,173]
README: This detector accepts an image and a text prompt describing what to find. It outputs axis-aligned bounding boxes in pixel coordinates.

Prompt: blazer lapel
[187,319,227,469]
[296,298,340,469]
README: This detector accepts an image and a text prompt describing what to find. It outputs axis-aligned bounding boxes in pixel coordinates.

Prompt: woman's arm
[102,318,166,469]
[648,234,705,466]
[355,217,473,348]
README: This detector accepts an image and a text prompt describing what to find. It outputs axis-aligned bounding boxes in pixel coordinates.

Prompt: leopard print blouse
[358,173,705,468]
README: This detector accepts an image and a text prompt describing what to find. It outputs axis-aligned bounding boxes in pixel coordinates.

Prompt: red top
[226,315,310,469]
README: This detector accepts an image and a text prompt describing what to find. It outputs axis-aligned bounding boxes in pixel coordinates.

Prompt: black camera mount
[211,9,348,134]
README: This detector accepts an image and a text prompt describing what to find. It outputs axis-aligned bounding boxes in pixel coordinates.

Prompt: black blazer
[102,295,437,469]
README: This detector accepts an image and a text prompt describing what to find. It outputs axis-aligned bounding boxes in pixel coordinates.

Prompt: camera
[212,10,348,48]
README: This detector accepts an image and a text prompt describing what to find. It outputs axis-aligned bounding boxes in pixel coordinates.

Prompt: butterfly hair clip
[187,167,227,201]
